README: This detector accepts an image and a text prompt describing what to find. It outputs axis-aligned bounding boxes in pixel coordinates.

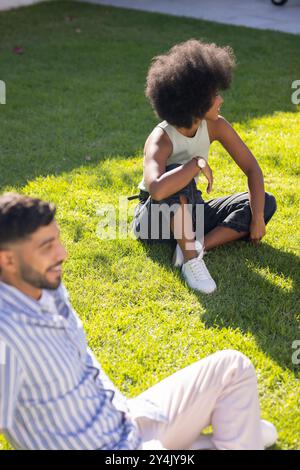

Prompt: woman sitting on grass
[132,39,277,294]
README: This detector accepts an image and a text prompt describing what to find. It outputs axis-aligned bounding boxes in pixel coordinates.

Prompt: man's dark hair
[0,193,56,248]
[145,39,236,128]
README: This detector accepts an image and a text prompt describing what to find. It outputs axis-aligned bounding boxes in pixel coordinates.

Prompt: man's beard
[19,260,62,290]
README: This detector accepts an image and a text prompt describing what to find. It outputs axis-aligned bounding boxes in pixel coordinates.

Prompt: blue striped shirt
[0,281,166,449]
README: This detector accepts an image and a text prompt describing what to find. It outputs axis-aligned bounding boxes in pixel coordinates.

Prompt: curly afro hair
[145,39,236,128]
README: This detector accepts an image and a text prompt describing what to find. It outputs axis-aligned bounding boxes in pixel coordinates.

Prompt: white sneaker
[188,419,278,450]
[172,240,205,268]
[260,419,278,448]
[181,252,216,294]
[172,243,185,267]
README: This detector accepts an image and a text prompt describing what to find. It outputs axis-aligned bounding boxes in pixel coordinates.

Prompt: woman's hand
[200,160,214,194]
[250,215,266,244]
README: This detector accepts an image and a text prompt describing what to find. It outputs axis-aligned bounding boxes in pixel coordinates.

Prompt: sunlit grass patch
[0,0,299,450]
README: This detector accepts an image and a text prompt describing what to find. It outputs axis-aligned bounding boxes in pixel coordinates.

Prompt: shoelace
[187,256,211,281]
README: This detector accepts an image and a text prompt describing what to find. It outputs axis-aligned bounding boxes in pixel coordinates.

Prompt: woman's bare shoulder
[206,116,230,143]
[144,125,173,156]
[206,119,217,143]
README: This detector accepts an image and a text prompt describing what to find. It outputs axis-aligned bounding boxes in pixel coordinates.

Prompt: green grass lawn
[0,0,300,450]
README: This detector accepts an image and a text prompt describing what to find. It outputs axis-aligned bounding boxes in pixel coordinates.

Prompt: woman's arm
[143,128,201,201]
[210,116,266,242]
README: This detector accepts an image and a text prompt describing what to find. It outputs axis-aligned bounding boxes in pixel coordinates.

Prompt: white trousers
[133,350,264,450]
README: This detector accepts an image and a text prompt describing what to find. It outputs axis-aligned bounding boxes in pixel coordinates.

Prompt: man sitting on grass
[0,193,277,450]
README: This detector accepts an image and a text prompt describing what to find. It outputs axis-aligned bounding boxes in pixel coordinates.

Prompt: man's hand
[250,215,266,244]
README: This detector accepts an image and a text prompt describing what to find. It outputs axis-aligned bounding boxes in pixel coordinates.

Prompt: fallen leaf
[12,46,24,55]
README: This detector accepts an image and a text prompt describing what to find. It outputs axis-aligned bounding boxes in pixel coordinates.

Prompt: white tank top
[138,119,210,191]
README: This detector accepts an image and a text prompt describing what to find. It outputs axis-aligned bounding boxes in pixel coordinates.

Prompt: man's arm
[212,116,266,243]
[0,340,23,436]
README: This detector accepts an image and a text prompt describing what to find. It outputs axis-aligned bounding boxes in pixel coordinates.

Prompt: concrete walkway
[1,0,299,35]
[0,0,43,10]
[80,0,300,35]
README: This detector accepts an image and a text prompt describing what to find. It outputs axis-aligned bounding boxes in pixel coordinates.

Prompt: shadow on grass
[138,238,300,376]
